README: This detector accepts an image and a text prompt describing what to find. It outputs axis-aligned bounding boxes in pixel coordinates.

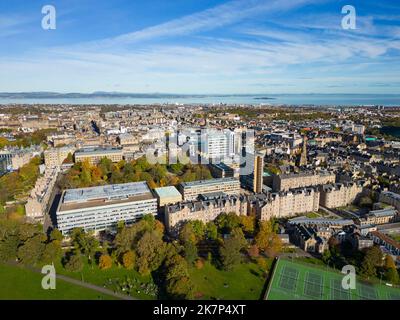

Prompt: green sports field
[265,258,400,300]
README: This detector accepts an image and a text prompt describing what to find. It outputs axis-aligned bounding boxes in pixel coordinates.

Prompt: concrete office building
[209,163,236,178]
[240,152,264,193]
[272,170,336,192]
[198,129,239,161]
[56,182,157,235]
[74,146,123,165]
[178,177,241,201]
[319,181,363,208]
[0,157,7,176]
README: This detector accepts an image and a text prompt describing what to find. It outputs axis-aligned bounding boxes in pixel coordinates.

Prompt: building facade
[380,191,400,211]
[319,181,363,208]
[44,145,75,168]
[56,182,157,235]
[25,167,59,223]
[272,170,336,192]
[255,187,320,221]
[74,146,123,165]
[178,177,241,201]
[165,194,248,233]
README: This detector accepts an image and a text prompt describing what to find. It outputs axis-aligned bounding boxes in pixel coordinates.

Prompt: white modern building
[56,181,157,235]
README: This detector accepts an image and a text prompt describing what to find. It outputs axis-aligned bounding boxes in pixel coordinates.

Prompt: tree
[70,228,99,266]
[49,228,63,242]
[360,246,383,279]
[86,236,99,267]
[220,237,242,270]
[205,222,218,241]
[239,215,256,234]
[169,163,184,174]
[136,231,167,275]
[18,223,41,242]
[219,228,247,270]
[17,234,46,265]
[385,255,397,269]
[114,225,136,255]
[41,240,62,264]
[359,196,373,209]
[215,212,240,233]
[191,220,205,241]
[164,253,195,299]
[65,253,84,272]
[248,244,260,259]
[255,220,282,257]
[384,268,399,284]
[99,254,113,270]
[183,240,198,265]
[122,250,135,270]
[384,255,399,284]
[91,166,103,182]
[179,223,197,244]
[110,165,123,184]
[0,234,19,262]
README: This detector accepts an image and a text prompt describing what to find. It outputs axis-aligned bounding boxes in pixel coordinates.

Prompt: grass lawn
[305,212,320,218]
[389,233,400,242]
[0,263,115,300]
[189,259,271,300]
[54,260,156,300]
[266,258,400,300]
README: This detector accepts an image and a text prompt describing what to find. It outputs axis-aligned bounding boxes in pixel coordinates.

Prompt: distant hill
[0,92,270,99]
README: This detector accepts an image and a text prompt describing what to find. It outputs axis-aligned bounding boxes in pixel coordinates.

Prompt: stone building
[165,194,248,233]
[252,187,320,221]
[44,145,75,168]
[272,170,336,192]
[319,181,363,208]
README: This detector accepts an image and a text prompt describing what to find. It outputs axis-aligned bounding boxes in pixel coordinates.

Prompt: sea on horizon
[0,93,400,106]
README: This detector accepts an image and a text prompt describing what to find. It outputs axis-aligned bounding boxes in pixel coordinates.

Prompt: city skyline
[0,0,399,94]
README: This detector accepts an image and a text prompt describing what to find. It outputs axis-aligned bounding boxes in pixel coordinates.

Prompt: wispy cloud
[0,0,399,94]
[0,14,34,38]
[83,0,319,48]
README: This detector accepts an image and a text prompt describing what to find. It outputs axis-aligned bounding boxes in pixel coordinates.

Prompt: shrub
[194,258,204,269]
[99,254,113,270]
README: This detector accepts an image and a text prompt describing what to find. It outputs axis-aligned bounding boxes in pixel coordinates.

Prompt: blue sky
[0,0,399,94]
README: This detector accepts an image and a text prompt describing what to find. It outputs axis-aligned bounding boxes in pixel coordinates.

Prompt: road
[6,262,136,300]
[43,171,64,233]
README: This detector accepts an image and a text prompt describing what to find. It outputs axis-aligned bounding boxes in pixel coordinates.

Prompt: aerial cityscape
[0,0,400,310]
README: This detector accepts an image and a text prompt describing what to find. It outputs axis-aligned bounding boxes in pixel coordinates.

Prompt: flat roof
[154,186,182,198]
[209,163,233,171]
[382,191,400,201]
[59,182,155,212]
[288,217,354,226]
[75,146,122,156]
[369,208,397,218]
[180,177,239,188]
